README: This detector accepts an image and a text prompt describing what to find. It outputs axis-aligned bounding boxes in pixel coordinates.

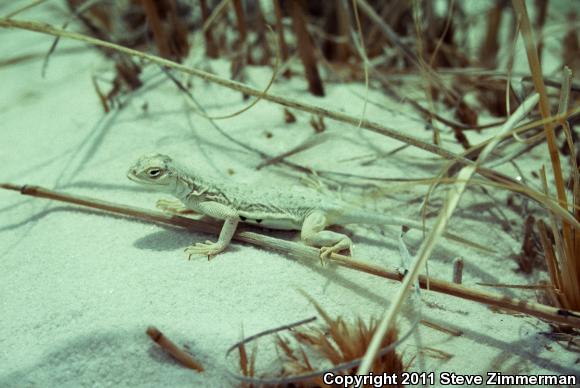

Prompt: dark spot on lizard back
[256,219,262,223]
[239,215,247,221]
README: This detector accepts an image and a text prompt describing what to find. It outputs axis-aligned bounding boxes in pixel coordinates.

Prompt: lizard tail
[334,208,495,254]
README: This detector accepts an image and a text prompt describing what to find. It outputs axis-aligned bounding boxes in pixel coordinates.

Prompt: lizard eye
[147,168,161,178]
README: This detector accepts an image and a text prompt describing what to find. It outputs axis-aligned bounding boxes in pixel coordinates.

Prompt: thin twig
[355,0,457,101]
[146,326,204,372]
[452,258,463,284]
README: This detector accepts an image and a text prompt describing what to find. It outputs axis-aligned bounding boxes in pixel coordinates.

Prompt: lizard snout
[127,168,138,181]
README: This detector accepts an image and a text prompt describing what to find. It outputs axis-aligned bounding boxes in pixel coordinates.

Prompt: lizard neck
[172,168,207,201]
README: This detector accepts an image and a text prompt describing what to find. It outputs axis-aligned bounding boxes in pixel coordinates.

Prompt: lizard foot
[184,240,226,260]
[318,239,353,266]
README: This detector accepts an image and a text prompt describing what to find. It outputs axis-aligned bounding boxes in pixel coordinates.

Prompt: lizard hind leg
[301,211,353,264]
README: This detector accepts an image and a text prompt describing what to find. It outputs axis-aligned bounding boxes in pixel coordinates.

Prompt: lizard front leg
[156,199,198,216]
[301,211,353,263]
[184,202,239,260]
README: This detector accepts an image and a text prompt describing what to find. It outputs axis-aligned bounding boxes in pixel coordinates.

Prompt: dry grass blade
[479,1,505,68]
[256,133,329,170]
[357,93,541,375]
[419,320,462,337]
[237,341,257,387]
[272,0,290,78]
[146,326,204,372]
[141,0,170,59]
[476,282,550,290]
[355,0,455,100]
[185,25,280,121]
[537,220,569,305]
[411,0,440,145]
[557,68,580,306]
[199,0,218,58]
[300,291,358,360]
[530,65,580,325]
[2,182,579,329]
[290,0,324,96]
[201,0,229,34]
[419,347,453,361]
[512,0,572,259]
[276,297,404,384]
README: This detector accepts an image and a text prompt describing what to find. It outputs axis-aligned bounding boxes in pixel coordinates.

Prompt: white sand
[1,2,579,387]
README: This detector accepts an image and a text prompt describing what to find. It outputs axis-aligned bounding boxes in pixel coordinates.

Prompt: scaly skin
[128,153,356,260]
[127,153,478,260]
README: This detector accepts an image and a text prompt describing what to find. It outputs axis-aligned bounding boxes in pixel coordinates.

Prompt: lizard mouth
[126,171,139,182]
[127,172,162,186]
[127,171,147,184]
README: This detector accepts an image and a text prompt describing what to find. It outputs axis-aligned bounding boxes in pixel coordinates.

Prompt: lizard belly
[249,218,298,230]
[237,213,301,230]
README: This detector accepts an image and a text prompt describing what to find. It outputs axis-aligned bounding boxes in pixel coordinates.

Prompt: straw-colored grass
[233,295,405,387]
[512,0,580,327]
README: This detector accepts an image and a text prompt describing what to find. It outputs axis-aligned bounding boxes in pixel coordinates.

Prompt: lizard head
[127,153,177,191]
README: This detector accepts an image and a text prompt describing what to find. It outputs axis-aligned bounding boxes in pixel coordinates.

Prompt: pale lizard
[127,153,473,260]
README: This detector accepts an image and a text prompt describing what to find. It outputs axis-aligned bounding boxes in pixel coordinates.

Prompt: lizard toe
[185,241,226,258]
[319,247,334,266]
[320,247,332,257]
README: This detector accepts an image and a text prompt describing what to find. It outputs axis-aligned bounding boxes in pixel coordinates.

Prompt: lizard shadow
[132,226,296,253]
[133,228,203,252]
[0,202,511,298]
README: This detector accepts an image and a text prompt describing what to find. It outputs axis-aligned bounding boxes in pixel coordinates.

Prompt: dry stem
[290,0,324,96]
[199,0,218,58]
[146,326,204,372]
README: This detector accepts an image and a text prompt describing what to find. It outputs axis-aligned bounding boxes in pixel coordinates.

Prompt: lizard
[127,153,478,260]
